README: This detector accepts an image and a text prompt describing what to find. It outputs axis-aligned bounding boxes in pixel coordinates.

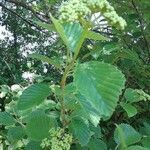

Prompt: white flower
[11,84,21,92]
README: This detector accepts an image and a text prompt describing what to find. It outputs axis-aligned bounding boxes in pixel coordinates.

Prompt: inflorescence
[59,0,127,30]
[41,128,72,150]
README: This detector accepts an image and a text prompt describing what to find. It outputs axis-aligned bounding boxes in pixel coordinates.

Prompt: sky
[0,25,12,40]
[0,6,12,40]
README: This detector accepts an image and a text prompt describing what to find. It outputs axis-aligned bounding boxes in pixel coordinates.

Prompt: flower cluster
[59,0,126,30]
[41,128,72,150]
[136,89,150,101]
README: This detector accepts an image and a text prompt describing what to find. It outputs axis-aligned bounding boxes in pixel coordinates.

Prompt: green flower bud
[59,0,126,30]
[41,128,73,150]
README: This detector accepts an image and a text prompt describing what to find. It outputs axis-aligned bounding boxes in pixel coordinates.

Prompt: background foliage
[0,0,150,149]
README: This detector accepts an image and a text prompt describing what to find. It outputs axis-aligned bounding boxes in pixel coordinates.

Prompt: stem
[60,46,81,126]
[60,61,75,126]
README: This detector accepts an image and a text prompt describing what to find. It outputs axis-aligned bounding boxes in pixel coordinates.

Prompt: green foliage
[35,21,55,32]
[29,53,62,69]
[127,145,149,150]
[69,117,90,146]
[0,0,149,149]
[114,124,142,148]
[74,93,101,127]
[17,83,51,110]
[121,103,137,118]
[7,126,25,143]
[141,137,150,149]
[86,31,109,41]
[0,112,16,126]
[25,141,42,150]
[88,138,107,150]
[26,109,54,141]
[63,23,85,53]
[51,16,108,53]
[74,61,125,118]
[124,88,141,103]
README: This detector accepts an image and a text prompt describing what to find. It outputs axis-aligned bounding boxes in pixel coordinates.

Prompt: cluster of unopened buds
[41,128,72,150]
[59,0,127,30]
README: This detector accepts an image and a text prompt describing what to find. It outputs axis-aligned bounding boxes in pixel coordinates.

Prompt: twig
[6,0,49,23]
[131,0,150,57]
[2,58,16,80]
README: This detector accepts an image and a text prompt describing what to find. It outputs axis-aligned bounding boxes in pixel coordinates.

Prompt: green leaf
[0,112,16,126]
[85,31,109,41]
[140,122,150,136]
[124,88,140,103]
[76,94,101,127]
[74,61,125,118]
[63,22,86,52]
[50,15,69,48]
[73,144,87,150]
[89,124,102,139]
[28,53,61,69]
[118,49,142,64]
[64,83,76,96]
[115,124,127,149]
[141,137,150,149]
[114,123,142,146]
[17,83,51,110]
[69,117,91,146]
[51,15,87,53]
[121,103,137,117]
[103,42,119,52]
[7,126,25,142]
[127,145,149,150]
[88,138,107,150]
[35,21,55,32]
[26,109,54,141]
[69,102,88,119]
[37,100,56,111]
[25,141,42,150]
